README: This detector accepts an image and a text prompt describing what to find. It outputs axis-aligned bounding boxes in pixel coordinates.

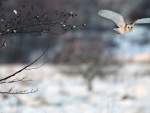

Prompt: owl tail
[113,28,118,32]
[113,28,121,34]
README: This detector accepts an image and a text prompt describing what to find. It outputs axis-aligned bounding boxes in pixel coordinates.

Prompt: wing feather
[131,18,150,25]
[98,10,125,27]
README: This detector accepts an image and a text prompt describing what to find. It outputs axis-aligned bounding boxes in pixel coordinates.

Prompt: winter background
[1,0,150,113]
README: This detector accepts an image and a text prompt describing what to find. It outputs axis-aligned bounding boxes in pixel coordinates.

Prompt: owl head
[125,24,134,32]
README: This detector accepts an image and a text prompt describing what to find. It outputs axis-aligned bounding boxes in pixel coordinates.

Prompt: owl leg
[117,31,121,34]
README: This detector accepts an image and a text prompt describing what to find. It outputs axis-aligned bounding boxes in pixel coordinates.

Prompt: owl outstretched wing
[98,10,125,27]
[131,18,150,25]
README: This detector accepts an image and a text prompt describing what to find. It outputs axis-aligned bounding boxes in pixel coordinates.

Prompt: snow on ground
[0,63,150,113]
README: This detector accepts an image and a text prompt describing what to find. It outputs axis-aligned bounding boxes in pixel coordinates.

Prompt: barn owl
[98,10,150,34]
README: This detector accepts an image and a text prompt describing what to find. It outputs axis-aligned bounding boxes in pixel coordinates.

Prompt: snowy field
[0,63,150,113]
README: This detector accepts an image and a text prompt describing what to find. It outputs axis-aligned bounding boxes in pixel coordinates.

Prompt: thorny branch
[0,35,50,96]
[0,38,51,82]
[0,86,38,99]
[0,74,34,84]
[0,1,85,95]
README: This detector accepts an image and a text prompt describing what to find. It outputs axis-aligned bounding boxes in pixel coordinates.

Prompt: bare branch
[0,1,85,95]
[0,38,50,82]
[0,88,38,95]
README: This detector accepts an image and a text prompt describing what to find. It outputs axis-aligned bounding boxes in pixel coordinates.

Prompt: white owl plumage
[98,10,150,34]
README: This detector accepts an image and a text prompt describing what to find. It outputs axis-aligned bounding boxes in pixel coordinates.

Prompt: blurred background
[1,0,150,113]
[1,0,150,63]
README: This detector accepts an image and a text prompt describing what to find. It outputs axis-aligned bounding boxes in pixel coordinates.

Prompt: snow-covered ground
[0,63,150,113]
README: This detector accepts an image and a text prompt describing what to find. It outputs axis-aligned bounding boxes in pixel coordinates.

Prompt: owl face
[125,24,134,32]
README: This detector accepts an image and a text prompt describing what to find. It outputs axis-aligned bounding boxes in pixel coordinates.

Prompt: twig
[0,38,50,82]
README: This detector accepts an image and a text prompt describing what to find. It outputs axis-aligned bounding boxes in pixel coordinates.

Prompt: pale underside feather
[98,10,125,27]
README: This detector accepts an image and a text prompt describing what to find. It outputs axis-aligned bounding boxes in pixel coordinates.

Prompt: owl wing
[131,18,150,25]
[98,10,125,27]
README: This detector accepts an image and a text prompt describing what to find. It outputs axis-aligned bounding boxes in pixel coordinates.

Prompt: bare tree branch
[0,87,38,95]
[0,1,85,95]
[0,38,50,82]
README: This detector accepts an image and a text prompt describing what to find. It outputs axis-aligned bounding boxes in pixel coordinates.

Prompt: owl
[98,10,150,34]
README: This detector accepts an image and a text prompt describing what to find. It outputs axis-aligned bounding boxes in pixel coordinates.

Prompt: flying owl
[98,10,150,34]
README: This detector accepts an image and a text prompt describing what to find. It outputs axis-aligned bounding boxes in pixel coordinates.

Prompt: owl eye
[131,27,133,29]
